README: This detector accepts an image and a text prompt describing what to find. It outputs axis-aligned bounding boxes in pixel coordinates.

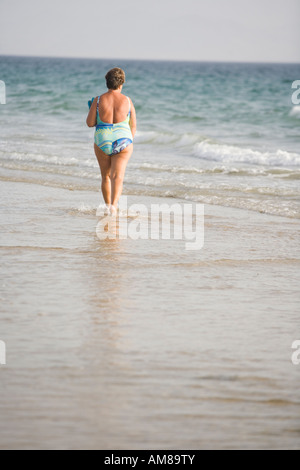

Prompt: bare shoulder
[98,92,111,108]
[100,92,109,100]
[127,96,135,108]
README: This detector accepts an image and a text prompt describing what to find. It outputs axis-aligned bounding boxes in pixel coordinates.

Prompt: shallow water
[0,56,300,218]
[0,181,299,449]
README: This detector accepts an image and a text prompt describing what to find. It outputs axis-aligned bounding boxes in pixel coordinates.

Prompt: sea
[0,56,300,218]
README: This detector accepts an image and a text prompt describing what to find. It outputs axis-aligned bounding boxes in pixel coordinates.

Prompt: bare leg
[111,144,133,210]
[94,144,111,205]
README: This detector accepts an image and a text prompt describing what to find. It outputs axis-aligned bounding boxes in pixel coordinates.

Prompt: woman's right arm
[129,98,137,139]
[86,98,98,127]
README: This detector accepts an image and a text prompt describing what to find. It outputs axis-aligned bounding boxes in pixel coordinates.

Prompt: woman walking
[86,68,137,215]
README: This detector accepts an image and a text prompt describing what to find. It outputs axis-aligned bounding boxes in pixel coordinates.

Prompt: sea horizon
[1,52,300,66]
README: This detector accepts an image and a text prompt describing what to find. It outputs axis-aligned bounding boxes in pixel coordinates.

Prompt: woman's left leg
[110,144,133,210]
[94,144,111,205]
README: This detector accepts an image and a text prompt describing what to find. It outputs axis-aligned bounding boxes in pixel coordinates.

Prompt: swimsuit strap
[97,96,100,116]
[127,96,131,115]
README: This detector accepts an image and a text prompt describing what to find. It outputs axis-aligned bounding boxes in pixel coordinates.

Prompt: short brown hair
[105,68,126,90]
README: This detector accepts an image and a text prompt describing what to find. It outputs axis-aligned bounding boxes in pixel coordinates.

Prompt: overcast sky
[0,0,299,63]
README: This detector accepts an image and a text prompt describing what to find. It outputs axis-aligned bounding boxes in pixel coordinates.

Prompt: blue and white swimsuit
[94,96,133,156]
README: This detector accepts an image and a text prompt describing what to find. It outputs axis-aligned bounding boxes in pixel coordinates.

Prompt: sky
[0,0,299,63]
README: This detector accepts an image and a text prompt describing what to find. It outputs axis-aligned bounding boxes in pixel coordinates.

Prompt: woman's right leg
[94,144,111,205]
[110,145,133,210]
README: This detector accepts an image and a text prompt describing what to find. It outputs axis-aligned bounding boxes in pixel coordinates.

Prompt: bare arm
[86,97,98,127]
[129,98,137,139]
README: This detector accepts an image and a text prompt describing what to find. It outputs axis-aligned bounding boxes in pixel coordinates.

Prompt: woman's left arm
[86,98,98,127]
[129,98,137,139]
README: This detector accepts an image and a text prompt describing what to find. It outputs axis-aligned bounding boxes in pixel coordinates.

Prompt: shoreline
[0,172,299,223]
[0,178,299,258]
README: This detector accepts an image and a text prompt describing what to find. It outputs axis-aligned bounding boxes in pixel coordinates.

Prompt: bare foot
[110,205,117,216]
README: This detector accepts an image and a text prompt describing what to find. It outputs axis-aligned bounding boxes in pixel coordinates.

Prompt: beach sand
[0,180,299,450]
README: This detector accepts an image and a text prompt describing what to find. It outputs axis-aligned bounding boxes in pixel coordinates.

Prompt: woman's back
[99,92,131,124]
[86,66,136,214]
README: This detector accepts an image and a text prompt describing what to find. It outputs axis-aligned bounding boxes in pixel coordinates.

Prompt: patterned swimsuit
[94,96,133,156]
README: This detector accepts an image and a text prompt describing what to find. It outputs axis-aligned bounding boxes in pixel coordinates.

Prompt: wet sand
[0,180,299,449]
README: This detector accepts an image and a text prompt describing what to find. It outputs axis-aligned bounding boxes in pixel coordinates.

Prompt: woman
[86,68,137,215]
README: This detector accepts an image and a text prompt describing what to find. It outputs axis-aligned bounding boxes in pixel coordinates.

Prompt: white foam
[136,162,206,174]
[135,130,300,168]
[175,133,200,147]
[0,150,98,170]
[193,141,300,167]
[289,106,300,119]
[77,203,97,214]
[135,130,194,146]
[96,204,116,217]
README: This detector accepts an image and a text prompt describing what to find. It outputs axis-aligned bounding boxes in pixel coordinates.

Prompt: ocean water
[0,56,300,450]
[0,56,300,217]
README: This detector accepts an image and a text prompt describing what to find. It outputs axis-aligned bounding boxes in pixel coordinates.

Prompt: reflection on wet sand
[0,183,299,449]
